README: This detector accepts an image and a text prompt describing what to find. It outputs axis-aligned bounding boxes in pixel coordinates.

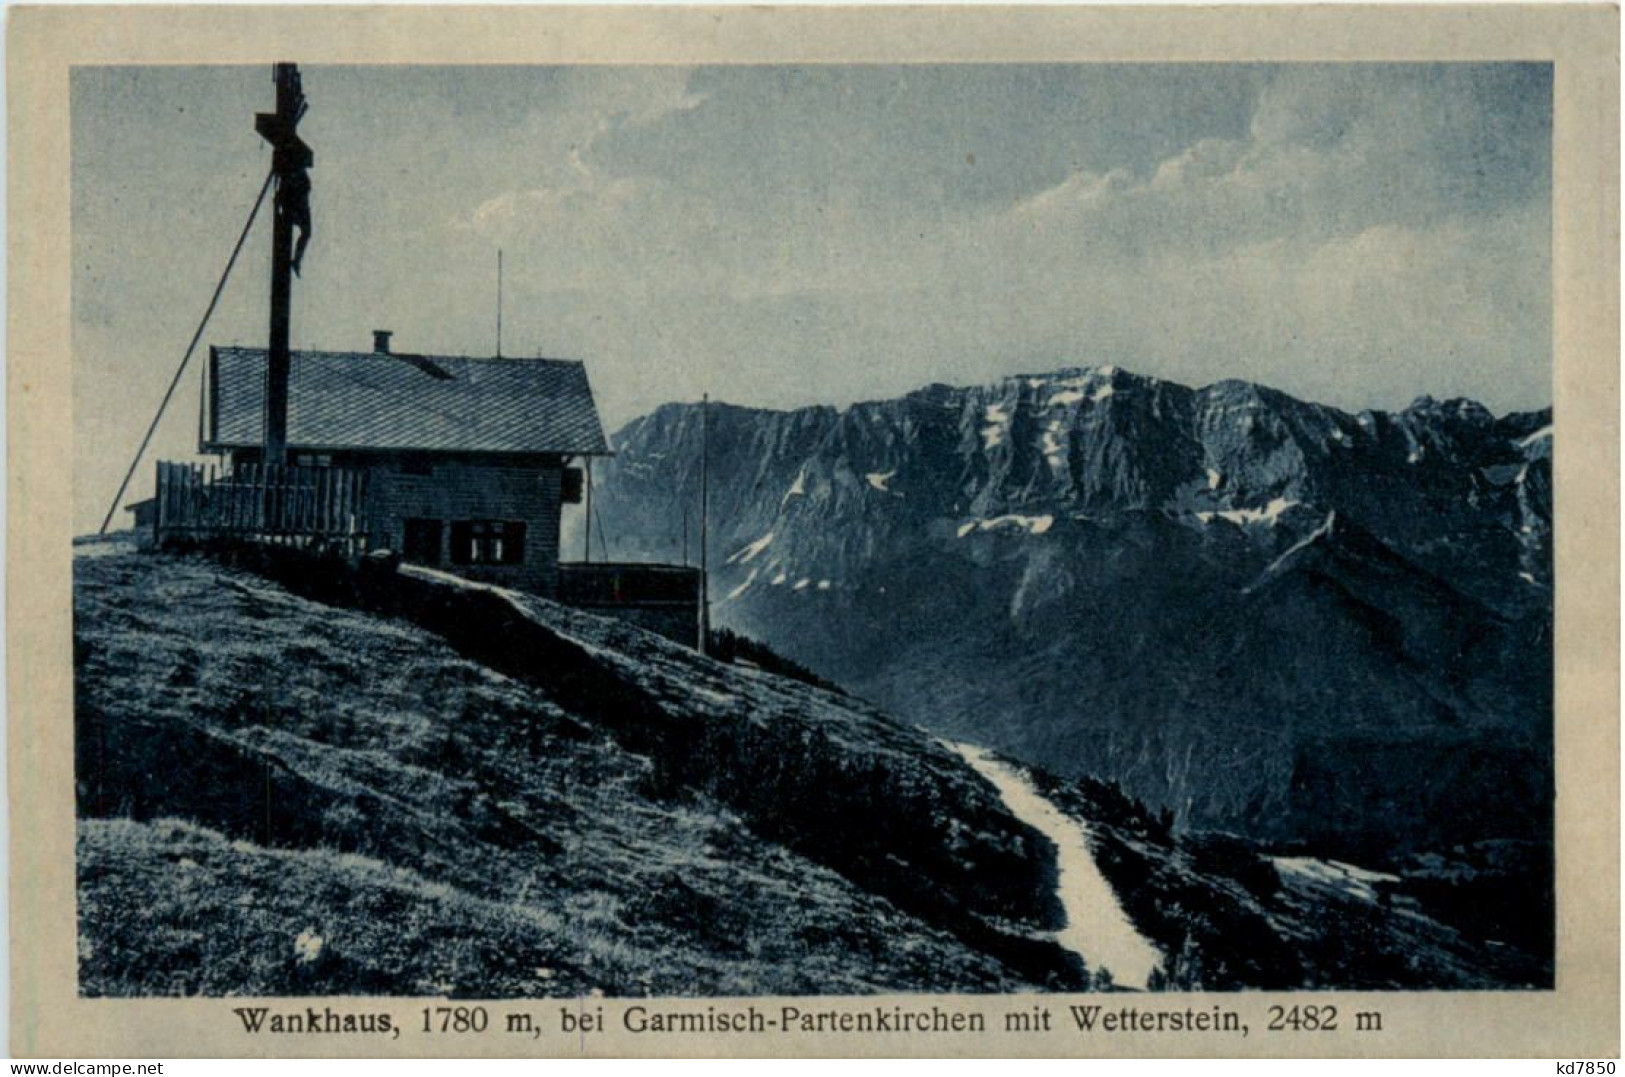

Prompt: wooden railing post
[256,464,268,543]
[358,469,370,554]
[154,461,165,545]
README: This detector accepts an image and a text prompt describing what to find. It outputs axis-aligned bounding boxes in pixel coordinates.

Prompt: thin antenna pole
[699,394,710,655]
[583,457,593,564]
[594,496,611,563]
[496,249,504,358]
[198,342,208,449]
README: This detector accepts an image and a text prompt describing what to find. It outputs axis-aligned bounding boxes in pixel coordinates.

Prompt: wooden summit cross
[255,62,313,468]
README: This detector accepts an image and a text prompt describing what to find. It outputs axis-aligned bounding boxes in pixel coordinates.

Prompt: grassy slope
[74,538,1547,996]
[74,541,1047,997]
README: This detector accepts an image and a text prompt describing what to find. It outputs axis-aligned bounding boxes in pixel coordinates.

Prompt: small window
[295,453,332,468]
[402,518,443,565]
[450,520,527,566]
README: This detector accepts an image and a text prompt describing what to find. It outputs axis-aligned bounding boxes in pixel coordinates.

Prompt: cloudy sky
[73,63,1550,531]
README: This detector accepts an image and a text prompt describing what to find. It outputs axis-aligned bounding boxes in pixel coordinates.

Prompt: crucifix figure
[255,62,314,467]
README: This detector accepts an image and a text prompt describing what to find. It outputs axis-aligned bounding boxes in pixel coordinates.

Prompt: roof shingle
[208,346,610,455]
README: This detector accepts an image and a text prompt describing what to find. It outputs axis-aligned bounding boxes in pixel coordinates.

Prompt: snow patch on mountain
[982,404,1011,450]
[1036,367,1120,409]
[1049,384,1116,409]
[1251,511,1338,586]
[1040,421,1068,468]
[1272,857,1399,905]
[781,469,807,507]
[729,532,775,565]
[1196,498,1299,527]
[726,568,759,601]
[958,514,1055,538]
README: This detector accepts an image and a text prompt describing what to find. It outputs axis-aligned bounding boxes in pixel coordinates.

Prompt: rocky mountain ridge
[589,365,1553,857]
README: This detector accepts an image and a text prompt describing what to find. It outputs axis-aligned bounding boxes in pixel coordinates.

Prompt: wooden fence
[154,461,371,554]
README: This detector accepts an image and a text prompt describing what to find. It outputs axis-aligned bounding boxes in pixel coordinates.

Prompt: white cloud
[450,68,705,238]
[460,174,644,234]
[440,63,1548,389]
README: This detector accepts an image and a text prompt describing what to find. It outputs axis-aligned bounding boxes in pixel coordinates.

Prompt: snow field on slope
[948,742,1162,989]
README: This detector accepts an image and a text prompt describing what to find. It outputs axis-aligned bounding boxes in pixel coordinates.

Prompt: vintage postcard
[9,4,1619,1060]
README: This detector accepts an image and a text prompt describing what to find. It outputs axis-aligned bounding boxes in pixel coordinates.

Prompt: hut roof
[206,345,610,456]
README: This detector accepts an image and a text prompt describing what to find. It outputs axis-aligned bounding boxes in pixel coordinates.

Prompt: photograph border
[9,4,1619,1058]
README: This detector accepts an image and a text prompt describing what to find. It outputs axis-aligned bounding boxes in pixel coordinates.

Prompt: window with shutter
[450,520,527,565]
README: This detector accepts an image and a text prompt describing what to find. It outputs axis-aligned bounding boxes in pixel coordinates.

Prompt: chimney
[372,330,393,354]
